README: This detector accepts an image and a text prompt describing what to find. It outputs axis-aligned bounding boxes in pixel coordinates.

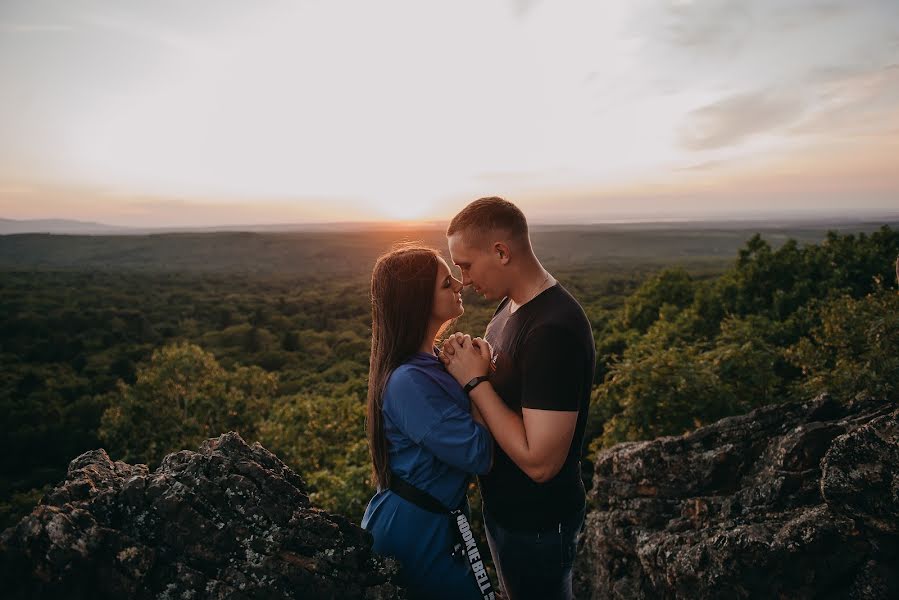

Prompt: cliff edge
[3,394,896,599]
[0,432,402,599]
[574,394,898,599]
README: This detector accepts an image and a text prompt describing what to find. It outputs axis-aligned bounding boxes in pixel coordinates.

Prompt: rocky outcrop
[574,395,898,599]
[0,432,402,600]
[5,397,896,599]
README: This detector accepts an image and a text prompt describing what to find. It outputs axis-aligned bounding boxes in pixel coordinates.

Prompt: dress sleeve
[385,368,493,475]
[420,404,493,475]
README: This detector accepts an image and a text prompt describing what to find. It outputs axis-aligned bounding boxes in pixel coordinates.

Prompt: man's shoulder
[548,282,585,308]
[536,285,591,329]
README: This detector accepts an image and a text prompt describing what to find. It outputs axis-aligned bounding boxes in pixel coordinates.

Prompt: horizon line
[3,211,899,235]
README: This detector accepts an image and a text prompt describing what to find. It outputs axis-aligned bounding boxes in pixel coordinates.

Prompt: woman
[361,245,493,600]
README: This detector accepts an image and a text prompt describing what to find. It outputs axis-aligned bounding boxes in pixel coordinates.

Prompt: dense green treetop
[2,224,896,527]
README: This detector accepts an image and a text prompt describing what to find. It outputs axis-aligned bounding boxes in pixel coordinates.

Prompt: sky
[1,0,898,226]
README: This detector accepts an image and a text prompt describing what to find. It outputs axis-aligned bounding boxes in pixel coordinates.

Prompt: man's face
[447,233,503,301]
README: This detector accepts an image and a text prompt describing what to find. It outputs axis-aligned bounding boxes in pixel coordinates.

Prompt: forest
[1,222,897,530]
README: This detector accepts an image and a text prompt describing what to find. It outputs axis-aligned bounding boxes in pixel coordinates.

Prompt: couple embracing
[362,197,595,600]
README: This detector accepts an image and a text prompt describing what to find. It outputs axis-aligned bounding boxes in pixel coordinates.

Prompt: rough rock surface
[0,432,402,600]
[574,395,899,599]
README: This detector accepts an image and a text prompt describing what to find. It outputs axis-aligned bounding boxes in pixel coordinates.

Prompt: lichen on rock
[574,395,899,599]
[0,432,403,599]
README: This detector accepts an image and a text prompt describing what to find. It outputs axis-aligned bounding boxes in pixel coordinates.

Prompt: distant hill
[0,218,133,235]
[0,220,896,276]
[0,218,446,236]
[4,215,898,236]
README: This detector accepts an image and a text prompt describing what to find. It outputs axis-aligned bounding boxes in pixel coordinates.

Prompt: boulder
[0,432,402,599]
[574,395,899,599]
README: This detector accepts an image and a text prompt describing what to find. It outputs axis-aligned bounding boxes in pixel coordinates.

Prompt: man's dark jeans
[483,505,587,600]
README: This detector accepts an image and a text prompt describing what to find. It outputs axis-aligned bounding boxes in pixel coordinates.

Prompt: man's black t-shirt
[480,282,595,532]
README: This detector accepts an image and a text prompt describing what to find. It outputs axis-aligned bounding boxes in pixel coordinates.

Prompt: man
[440,197,595,600]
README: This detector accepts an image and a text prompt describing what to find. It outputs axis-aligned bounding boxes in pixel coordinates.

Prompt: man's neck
[508,265,554,313]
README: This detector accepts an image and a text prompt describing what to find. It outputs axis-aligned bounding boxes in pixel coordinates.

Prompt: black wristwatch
[463,375,490,393]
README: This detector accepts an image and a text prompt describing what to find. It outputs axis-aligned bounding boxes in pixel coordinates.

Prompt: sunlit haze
[1,0,898,226]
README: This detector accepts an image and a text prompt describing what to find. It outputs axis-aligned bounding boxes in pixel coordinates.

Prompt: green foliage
[591,339,723,449]
[590,312,793,451]
[621,268,695,332]
[703,315,787,411]
[99,343,277,466]
[588,225,899,450]
[0,484,51,531]
[788,289,899,402]
[257,394,369,519]
[3,223,897,530]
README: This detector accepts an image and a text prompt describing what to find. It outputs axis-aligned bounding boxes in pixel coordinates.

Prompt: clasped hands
[438,332,493,386]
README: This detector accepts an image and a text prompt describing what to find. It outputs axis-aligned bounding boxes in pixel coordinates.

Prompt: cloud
[675,159,731,172]
[679,91,805,150]
[774,1,852,30]
[632,0,898,91]
[0,184,38,194]
[662,0,749,50]
[81,14,214,56]
[792,63,899,137]
[0,23,73,33]
[510,0,542,18]
[474,168,574,185]
[662,0,864,47]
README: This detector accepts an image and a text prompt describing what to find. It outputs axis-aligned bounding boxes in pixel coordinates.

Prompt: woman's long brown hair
[367,245,440,491]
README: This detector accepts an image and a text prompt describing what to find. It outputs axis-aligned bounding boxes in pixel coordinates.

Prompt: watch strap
[463,375,490,393]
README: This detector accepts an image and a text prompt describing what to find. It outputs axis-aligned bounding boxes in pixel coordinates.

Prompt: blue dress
[361,351,493,600]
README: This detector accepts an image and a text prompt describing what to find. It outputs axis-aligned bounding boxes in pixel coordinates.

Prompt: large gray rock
[574,395,898,599]
[0,432,402,600]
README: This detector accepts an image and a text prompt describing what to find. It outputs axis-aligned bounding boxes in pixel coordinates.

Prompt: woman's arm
[387,368,493,475]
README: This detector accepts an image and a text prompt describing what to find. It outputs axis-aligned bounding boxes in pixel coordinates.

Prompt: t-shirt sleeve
[385,368,492,475]
[520,325,585,411]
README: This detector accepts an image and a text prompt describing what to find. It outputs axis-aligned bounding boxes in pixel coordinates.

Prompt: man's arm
[444,334,578,483]
[470,400,486,427]
[469,382,576,483]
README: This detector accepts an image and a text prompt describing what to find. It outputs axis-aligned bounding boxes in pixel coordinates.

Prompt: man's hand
[442,335,492,386]
[440,332,496,372]
[438,332,468,361]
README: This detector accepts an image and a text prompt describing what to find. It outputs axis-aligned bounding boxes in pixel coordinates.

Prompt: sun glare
[375,196,438,222]
[1,2,897,225]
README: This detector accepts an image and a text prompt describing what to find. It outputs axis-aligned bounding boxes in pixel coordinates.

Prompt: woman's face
[431,256,464,326]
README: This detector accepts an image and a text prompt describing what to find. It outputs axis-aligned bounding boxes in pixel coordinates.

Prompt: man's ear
[493,242,512,265]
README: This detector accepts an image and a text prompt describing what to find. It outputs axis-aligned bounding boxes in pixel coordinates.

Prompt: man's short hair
[446,196,529,249]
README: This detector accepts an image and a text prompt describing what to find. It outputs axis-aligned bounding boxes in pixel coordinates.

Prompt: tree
[281,330,301,352]
[257,393,369,518]
[99,343,277,466]
[703,315,786,412]
[590,321,728,450]
[788,289,899,402]
[620,268,695,333]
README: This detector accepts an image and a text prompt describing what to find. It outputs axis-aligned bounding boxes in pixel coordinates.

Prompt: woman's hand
[438,332,475,365]
[438,332,466,358]
[440,332,495,368]
[441,334,492,386]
